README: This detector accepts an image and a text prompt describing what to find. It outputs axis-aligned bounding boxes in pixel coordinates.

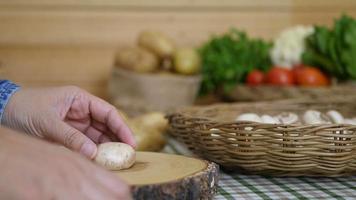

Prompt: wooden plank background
[0,0,355,99]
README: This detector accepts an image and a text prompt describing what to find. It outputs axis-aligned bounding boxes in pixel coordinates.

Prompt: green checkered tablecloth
[164,139,356,200]
[215,173,356,200]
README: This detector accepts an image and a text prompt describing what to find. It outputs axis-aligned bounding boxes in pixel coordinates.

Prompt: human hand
[2,86,136,158]
[0,127,131,200]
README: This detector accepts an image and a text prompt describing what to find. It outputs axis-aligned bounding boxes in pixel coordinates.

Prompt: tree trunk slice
[114,152,219,200]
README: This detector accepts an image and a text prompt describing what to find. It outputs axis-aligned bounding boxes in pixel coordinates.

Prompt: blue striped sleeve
[0,80,20,122]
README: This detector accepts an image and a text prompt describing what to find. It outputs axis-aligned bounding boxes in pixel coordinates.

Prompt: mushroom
[303,110,331,124]
[326,110,344,124]
[94,142,135,170]
[344,118,356,125]
[235,113,262,123]
[261,115,280,124]
[275,112,299,124]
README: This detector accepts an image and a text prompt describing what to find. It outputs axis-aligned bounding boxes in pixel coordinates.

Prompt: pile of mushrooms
[235,110,356,125]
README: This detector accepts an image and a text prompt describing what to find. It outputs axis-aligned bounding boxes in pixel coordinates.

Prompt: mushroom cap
[235,113,262,123]
[95,142,136,170]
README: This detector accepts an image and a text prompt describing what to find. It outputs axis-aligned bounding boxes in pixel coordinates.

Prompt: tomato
[266,67,295,86]
[292,65,304,80]
[246,70,265,86]
[295,66,330,86]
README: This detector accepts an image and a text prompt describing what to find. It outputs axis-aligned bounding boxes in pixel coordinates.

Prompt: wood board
[114,152,219,200]
[1,0,355,99]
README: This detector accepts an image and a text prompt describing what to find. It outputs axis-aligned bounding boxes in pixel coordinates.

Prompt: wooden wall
[0,0,355,99]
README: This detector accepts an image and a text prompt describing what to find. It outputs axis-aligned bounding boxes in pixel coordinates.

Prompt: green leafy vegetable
[199,29,272,95]
[302,15,356,80]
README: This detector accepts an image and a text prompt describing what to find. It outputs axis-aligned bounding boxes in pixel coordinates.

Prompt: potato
[94,142,135,170]
[115,47,159,73]
[131,112,168,133]
[173,48,201,75]
[130,122,166,152]
[161,57,174,71]
[128,112,168,152]
[138,31,175,58]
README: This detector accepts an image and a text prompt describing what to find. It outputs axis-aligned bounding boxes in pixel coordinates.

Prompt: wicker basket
[222,85,356,102]
[167,97,356,176]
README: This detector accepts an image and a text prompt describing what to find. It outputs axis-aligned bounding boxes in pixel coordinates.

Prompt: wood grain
[0,10,293,46]
[0,0,354,98]
[0,46,114,98]
[1,0,355,10]
[0,0,293,9]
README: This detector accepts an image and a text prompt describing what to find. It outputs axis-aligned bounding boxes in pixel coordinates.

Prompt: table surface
[164,139,356,200]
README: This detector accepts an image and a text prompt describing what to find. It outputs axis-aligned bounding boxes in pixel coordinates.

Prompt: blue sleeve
[0,80,20,122]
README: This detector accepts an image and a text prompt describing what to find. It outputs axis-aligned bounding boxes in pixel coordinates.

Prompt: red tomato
[292,65,305,80]
[266,67,295,86]
[295,66,330,86]
[246,70,265,86]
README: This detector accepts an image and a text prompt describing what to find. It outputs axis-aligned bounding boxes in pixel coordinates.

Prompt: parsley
[199,29,272,95]
[302,15,356,80]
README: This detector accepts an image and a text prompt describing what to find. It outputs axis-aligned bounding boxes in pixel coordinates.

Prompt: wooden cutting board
[114,152,219,200]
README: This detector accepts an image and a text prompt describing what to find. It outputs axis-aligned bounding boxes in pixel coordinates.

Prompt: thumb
[46,120,97,159]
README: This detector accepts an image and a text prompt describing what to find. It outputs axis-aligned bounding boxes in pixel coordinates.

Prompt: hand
[2,86,136,158]
[0,127,131,200]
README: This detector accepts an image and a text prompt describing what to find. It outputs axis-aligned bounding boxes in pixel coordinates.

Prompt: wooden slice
[114,152,219,200]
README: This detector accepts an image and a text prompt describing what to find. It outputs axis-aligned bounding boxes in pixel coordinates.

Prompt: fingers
[107,109,136,146]
[46,120,97,159]
[91,120,108,132]
[88,95,136,148]
[91,120,120,142]
[85,126,112,144]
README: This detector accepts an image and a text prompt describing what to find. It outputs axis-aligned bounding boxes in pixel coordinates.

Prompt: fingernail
[132,140,137,149]
[80,141,97,159]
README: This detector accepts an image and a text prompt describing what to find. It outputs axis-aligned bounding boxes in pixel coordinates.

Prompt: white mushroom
[326,110,344,124]
[303,110,330,124]
[94,142,135,170]
[235,113,262,123]
[275,112,299,124]
[344,118,356,125]
[261,115,280,124]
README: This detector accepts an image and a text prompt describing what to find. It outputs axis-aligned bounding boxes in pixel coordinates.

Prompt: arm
[0,80,20,122]
[1,83,136,158]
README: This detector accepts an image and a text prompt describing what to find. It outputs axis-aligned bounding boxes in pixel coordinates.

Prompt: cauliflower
[270,25,314,69]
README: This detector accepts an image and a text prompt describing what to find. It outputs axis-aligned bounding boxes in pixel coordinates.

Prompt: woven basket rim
[223,84,356,102]
[168,97,356,127]
[167,97,356,176]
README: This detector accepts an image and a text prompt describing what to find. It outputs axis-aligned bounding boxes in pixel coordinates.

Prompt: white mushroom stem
[326,110,344,124]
